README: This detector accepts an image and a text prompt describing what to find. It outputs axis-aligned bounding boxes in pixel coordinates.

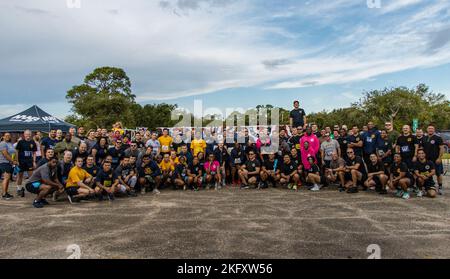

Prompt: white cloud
[381,0,423,14]
[0,0,449,103]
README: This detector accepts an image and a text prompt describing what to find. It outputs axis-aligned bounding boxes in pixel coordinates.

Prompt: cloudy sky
[1,0,450,119]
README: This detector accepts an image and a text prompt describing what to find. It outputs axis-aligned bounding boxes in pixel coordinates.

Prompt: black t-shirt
[390,162,410,178]
[175,164,188,178]
[245,159,260,172]
[264,159,280,172]
[135,140,145,149]
[396,135,417,160]
[15,139,37,162]
[188,163,202,176]
[416,137,424,148]
[41,137,59,152]
[230,148,245,165]
[348,135,363,157]
[83,165,100,177]
[422,134,443,161]
[367,161,384,174]
[96,169,118,187]
[345,156,366,174]
[93,144,109,164]
[213,147,229,164]
[306,164,320,174]
[414,160,435,176]
[114,165,132,179]
[337,136,349,156]
[290,154,302,168]
[289,108,306,127]
[57,161,73,183]
[72,150,89,165]
[108,147,124,166]
[138,161,160,177]
[288,135,301,150]
[281,161,297,175]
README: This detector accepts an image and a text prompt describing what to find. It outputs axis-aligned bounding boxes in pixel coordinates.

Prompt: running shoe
[32,200,44,208]
[2,193,13,200]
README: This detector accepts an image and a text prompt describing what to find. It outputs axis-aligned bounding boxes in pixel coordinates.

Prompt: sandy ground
[0,178,449,259]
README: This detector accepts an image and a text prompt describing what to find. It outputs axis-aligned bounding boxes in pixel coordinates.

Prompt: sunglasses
[347,152,354,154]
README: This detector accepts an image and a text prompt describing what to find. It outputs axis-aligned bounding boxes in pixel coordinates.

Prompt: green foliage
[132,103,181,130]
[66,67,136,129]
[308,84,450,130]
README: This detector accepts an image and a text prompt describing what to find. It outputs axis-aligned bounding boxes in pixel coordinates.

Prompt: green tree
[307,84,450,130]
[133,103,180,130]
[66,67,136,129]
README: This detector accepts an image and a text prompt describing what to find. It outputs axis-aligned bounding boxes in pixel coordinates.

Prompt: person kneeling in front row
[25,157,65,208]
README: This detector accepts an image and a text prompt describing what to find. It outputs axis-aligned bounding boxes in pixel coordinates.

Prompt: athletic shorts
[371,174,381,185]
[344,171,364,182]
[19,161,34,172]
[25,181,42,194]
[435,163,444,177]
[144,175,156,184]
[117,184,127,193]
[422,178,436,191]
[248,174,259,181]
[0,163,13,175]
[66,186,80,197]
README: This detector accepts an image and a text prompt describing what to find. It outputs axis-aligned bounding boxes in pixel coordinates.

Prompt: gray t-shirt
[84,138,97,153]
[28,164,56,184]
[0,141,15,164]
[329,157,346,170]
[321,140,340,161]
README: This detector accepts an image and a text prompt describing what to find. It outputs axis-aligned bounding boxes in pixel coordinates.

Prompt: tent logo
[10,115,61,123]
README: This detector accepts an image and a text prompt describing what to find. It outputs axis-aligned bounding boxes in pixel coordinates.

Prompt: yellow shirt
[159,160,174,172]
[158,136,173,153]
[191,139,206,156]
[171,157,179,166]
[66,167,92,188]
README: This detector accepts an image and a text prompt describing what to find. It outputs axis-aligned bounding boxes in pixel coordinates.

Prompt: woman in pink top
[204,153,221,189]
[300,126,320,155]
[301,141,317,170]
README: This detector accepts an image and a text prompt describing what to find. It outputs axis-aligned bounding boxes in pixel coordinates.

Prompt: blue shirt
[362,129,381,154]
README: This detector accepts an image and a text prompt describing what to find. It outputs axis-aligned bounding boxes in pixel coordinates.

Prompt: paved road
[0,179,449,259]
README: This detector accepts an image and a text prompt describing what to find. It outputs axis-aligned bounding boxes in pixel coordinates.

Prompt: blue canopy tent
[0,105,75,133]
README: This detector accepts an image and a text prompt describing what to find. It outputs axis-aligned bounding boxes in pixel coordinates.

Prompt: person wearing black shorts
[364,154,388,194]
[25,157,64,208]
[388,153,414,200]
[15,130,37,197]
[414,149,437,198]
[289,100,306,129]
[238,151,260,189]
[187,157,203,191]
[343,148,366,194]
[396,125,418,170]
[259,153,281,188]
[305,156,321,191]
[0,133,17,200]
[95,161,119,201]
[422,124,445,195]
[279,154,300,191]
[138,155,161,194]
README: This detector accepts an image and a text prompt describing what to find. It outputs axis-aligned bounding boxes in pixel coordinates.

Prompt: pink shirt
[300,133,320,154]
[300,147,317,170]
[204,161,220,173]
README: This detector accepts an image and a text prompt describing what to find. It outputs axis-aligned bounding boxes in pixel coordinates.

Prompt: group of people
[0,100,447,208]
